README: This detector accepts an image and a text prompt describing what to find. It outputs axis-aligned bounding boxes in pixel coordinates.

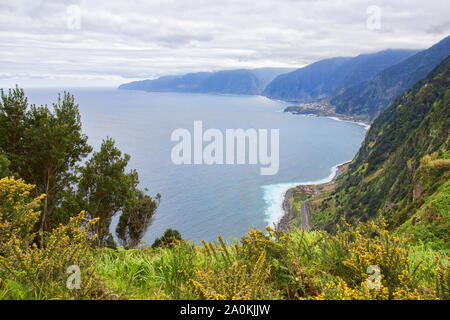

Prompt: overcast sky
[0,0,449,87]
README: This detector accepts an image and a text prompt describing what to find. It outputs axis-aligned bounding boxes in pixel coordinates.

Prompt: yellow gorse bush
[315,276,390,300]
[1,177,446,300]
[188,251,273,300]
[314,218,443,299]
[0,177,107,299]
[0,177,44,246]
[341,220,410,292]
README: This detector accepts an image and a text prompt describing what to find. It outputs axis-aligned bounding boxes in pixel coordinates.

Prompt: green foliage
[397,180,450,251]
[0,177,107,299]
[317,57,450,247]
[0,153,11,179]
[151,228,182,249]
[0,86,28,168]
[0,87,92,233]
[116,190,161,248]
[78,137,159,247]
[0,87,160,250]
[0,177,43,251]
[93,221,447,300]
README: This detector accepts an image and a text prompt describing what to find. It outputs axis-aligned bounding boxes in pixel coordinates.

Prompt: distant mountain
[196,69,261,95]
[262,49,418,102]
[118,72,211,92]
[118,68,294,95]
[332,36,450,120]
[262,57,351,101]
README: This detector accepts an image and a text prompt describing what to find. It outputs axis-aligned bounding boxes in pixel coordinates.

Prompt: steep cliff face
[262,49,418,102]
[331,36,450,120]
[314,57,449,249]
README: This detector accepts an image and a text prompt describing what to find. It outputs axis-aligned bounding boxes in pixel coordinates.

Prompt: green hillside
[312,56,450,251]
[0,54,449,302]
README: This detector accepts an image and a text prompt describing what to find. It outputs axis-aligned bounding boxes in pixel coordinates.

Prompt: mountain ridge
[118,68,294,95]
[331,35,450,120]
[262,49,419,102]
[310,56,450,250]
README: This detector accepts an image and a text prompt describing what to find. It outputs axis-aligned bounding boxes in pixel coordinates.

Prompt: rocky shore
[276,162,349,231]
[284,101,372,126]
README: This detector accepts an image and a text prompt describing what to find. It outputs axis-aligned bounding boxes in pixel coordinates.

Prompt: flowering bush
[0,177,107,299]
[188,251,275,300]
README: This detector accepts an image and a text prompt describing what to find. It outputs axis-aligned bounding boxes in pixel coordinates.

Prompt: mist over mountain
[119,47,419,99]
[262,49,419,102]
[331,36,450,120]
[118,68,294,95]
[118,36,450,124]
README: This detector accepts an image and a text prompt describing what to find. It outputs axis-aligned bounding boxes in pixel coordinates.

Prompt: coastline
[286,111,371,130]
[276,161,349,231]
[282,101,372,129]
[272,103,369,230]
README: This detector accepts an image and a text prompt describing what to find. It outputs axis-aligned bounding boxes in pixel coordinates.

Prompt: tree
[78,137,159,247]
[151,229,182,248]
[23,93,91,233]
[116,190,161,248]
[0,88,92,234]
[0,87,161,248]
[0,153,11,178]
[0,86,28,173]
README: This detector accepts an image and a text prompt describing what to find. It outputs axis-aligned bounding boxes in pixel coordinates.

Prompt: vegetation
[0,177,447,300]
[0,87,160,247]
[152,228,183,249]
[0,177,105,299]
[76,222,450,300]
[0,54,449,300]
[313,56,450,237]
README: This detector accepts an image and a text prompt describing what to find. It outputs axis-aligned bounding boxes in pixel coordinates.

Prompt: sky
[0,0,449,88]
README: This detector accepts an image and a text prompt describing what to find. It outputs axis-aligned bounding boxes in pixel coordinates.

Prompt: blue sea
[25,88,367,243]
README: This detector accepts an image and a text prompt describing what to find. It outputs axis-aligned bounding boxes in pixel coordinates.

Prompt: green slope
[315,56,450,249]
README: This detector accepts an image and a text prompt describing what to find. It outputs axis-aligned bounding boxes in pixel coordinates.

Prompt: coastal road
[300,200,312,231]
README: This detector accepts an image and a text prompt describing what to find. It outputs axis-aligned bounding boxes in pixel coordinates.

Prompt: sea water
[24,88,367,243]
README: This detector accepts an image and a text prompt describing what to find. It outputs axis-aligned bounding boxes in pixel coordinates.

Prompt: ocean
[25,88,367,243]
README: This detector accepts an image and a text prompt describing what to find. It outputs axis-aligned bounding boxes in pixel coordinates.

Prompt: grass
[90,222,449,300]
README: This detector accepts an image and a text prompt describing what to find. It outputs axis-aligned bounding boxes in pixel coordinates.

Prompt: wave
[326,116,371,130]
[261,161,350,227]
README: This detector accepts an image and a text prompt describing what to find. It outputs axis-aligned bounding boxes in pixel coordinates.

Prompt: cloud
[0,0,449,87]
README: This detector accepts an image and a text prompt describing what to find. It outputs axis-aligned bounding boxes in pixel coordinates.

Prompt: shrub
[152,228,183,249]
[315,218,441,299]
[0,177,108,299]
[188,251,276,300]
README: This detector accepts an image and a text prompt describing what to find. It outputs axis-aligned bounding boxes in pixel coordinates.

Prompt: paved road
[300,200,312,231]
